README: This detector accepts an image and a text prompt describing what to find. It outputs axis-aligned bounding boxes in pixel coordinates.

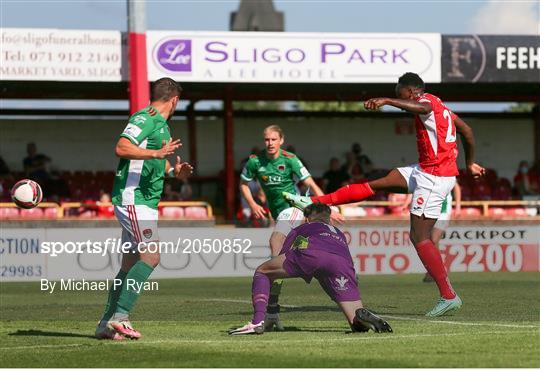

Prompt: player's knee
[141,252,160,268]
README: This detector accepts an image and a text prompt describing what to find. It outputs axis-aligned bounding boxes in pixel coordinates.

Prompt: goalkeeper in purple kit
[229,203,392,335]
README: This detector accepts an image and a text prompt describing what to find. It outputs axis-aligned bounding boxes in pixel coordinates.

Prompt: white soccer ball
[11,179,43,209]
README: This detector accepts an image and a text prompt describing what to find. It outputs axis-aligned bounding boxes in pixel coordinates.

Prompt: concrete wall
[0,116,534,180]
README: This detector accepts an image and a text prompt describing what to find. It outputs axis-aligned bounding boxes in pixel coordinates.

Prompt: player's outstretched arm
[365,97,432,115]
[115,137,181,160]
[301,177,324,197]
[454,116,486,178]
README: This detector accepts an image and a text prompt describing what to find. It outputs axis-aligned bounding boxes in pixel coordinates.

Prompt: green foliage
[233,101,283,110]
[506,103,535,113]
[295,101,366,111]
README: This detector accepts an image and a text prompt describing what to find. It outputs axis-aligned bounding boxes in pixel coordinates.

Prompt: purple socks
[251,272,270,324]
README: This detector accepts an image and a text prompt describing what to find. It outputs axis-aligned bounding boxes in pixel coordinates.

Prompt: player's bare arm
[240,180,267,219]
[364,97,432,115]
[301,176,324,197]
[115,137,182,160]
[454,116,485,178]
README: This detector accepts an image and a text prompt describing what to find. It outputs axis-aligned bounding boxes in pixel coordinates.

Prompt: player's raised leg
[283,168,408,209]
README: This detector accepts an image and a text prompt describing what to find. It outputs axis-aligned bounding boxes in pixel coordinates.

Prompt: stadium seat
[342,206,367,218]
[161,206,185,219]
[364,207,386,217]
[0,207,20,219]
[20,207,44,218]
[460,207,482,216]
[501,207,528,217]
[184,206,209,219]
[44,207,58,219]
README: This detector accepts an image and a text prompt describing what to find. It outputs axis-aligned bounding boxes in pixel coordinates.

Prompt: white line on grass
[202,298,540,329]
[1,330,536,350]
[385,315,540,329]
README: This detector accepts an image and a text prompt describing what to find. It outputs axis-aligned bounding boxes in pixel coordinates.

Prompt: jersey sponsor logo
[143,228,153,239]
[261,175,283,184]
[123,124,142,138]
[291,235,309,250]
[334,276,349,291]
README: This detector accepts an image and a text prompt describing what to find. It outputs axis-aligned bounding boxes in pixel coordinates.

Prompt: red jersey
[414,93,459,177]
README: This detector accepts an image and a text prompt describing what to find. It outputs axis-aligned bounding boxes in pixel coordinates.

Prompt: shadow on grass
[223,325,348,334]
[8,329,95,339]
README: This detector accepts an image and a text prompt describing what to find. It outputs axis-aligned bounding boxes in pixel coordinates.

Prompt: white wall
[0,116,534,180]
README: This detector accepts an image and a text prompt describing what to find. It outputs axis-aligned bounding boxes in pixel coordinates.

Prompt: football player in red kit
[284,72,485,317]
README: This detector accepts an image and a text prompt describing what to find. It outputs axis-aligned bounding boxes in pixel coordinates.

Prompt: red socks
[415,239,456,299]
[311,183,375,205]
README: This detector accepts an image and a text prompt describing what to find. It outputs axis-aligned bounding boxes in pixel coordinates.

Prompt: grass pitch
[1,272,539,367]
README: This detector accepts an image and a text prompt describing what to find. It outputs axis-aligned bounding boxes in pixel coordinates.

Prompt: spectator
[79,192,114,218]
[514,160,538,196]
[351,143,373,174]
[23,142,51,182]
[322,158,349,193]
[178,178,193,200]
[341,152,364,183]
[162,182,182,201]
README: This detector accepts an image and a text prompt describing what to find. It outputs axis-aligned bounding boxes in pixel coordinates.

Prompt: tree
[294,101,366,112]
[506,103,535,112]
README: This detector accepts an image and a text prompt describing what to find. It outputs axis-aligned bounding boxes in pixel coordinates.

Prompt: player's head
[150,78,183,120]
[304,202,331,224]
[263,124,284,156]
[395,72,425,100]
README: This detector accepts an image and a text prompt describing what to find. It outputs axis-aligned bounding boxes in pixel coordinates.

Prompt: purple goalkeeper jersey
[281,221,351,260]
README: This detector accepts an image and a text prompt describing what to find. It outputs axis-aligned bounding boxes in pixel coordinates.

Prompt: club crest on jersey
[143,229,153,239]
[277,164,286,172]
[417,197,425,205]
[334,276,349,291]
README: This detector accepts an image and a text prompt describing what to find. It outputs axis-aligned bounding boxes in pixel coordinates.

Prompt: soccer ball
[11,179,43,209]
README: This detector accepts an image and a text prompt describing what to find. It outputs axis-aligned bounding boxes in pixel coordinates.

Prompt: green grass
[1,272,539,367]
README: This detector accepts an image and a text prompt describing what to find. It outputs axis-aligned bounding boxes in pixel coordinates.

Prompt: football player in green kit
[95,77,193,340]
[240,124,342,331]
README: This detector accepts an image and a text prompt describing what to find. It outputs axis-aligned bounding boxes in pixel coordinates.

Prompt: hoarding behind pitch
[442,35,540,83]
[146,31,442,83]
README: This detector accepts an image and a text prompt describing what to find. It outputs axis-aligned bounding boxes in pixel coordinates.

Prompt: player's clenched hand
[468,163,486,179]
[250,203,267,219]
[330,207,345,225]
[154,138,182,159]
[173,156,193,179]
[364,98,388,111]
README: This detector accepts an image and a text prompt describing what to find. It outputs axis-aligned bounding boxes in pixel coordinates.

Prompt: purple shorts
[283,248,360,302]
